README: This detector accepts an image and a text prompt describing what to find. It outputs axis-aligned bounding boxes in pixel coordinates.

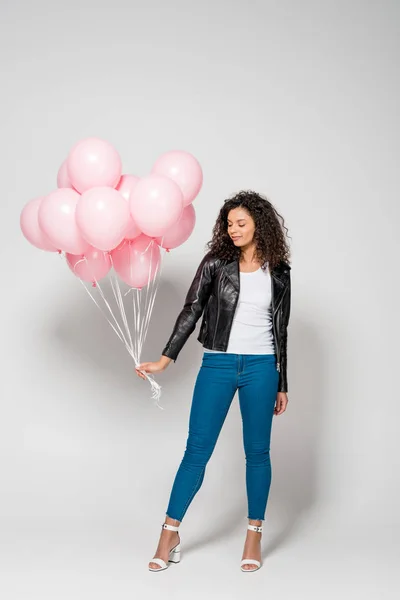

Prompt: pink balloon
[39,189,89,254]
[20,197,59,252]
[57,160,74,189]
[111,234,161,289]
[67,137,122,193]
[151,150,203,206]
[155,204,196,250]
[76,186,130,251]
[116,174,141,240]
[66,245,112,284]
[130,174,184,237]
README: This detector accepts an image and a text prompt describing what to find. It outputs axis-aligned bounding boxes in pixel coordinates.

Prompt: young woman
[136,190,291,572]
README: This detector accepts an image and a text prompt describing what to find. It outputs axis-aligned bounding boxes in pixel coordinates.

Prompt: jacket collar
[223,256,290,292]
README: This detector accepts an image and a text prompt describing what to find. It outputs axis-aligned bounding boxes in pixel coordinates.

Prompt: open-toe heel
[240,524,262,572]
[148,523,181,572]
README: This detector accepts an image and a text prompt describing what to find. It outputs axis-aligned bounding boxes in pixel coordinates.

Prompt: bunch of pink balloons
[20,138,202,288]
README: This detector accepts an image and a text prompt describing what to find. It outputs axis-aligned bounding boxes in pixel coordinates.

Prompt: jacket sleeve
[278,270,291,393]
[161,252,214,362]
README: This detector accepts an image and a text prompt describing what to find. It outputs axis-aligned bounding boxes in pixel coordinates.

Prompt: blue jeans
[166,352,279,521]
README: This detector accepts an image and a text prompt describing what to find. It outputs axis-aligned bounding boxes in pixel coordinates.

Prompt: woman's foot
[148,518,181,571]
[241,520,262,571]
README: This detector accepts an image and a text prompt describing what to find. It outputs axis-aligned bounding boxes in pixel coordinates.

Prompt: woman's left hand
[274,392,288,415]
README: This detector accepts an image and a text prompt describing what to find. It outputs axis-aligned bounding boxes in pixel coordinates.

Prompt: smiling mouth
[231,237,241,240]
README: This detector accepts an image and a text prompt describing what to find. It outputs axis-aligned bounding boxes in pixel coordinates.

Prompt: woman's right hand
[135,355,172,380]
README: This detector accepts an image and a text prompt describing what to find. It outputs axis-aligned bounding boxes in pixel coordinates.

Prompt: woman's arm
[161,251,215,362]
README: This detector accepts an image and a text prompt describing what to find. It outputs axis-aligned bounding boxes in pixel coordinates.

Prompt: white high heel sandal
[240,524,263,572]
[148,523,181,572]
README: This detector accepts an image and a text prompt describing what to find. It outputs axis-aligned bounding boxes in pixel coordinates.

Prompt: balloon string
[141,241,157,350]
[68,255,132,350]
[141,240,166,351]
[132,287,140,360]
[62,251,165,409]
[95,274,164,410]
[78,278,134,356]
[111,264,164,409]
[109,266,134,356]
[90,273,132,351]
[127,237,167,408]
[135,239,154,354]
[134,237,167,408]
[138,244,152,352]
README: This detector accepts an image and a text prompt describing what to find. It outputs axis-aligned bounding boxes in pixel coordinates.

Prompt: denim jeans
[166,352,279,522]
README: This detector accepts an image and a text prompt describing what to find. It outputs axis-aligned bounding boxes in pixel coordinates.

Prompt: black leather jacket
[162,251,291,392]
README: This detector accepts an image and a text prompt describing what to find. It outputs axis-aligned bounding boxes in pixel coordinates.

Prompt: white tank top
[204,265,275,355]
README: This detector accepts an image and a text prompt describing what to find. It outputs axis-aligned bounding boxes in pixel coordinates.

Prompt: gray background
[1,0,399,598]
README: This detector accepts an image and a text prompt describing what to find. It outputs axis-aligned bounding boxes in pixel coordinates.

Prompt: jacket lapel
[223,259,240,291]
[223,257,288,309]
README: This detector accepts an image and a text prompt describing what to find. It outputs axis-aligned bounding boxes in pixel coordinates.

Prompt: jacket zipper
[215,273,240,348]
[272,286,286,373]
[273,312,280,372]
[212,291,220,346]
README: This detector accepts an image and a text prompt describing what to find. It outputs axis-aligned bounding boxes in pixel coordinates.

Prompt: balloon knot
[92,281,97,288]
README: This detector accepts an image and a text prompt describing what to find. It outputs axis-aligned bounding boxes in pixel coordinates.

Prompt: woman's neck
[240,244,259,265]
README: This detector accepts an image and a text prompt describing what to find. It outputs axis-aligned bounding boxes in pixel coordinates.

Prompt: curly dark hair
[205,190,291,270]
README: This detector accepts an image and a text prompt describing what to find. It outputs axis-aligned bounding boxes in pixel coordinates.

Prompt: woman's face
[227,207,256,248]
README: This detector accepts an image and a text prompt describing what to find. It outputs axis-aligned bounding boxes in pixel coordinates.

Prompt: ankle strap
[163,523,179,531]
[248,524,263,533]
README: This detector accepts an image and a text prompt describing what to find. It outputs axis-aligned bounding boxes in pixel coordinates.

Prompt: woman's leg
[238,354,279,520]
[237,354,279,569]
[166,352,238,521]
[149,352,238,570]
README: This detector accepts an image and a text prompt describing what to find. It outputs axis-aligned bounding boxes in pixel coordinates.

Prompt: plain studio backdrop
[1,0,399,598]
